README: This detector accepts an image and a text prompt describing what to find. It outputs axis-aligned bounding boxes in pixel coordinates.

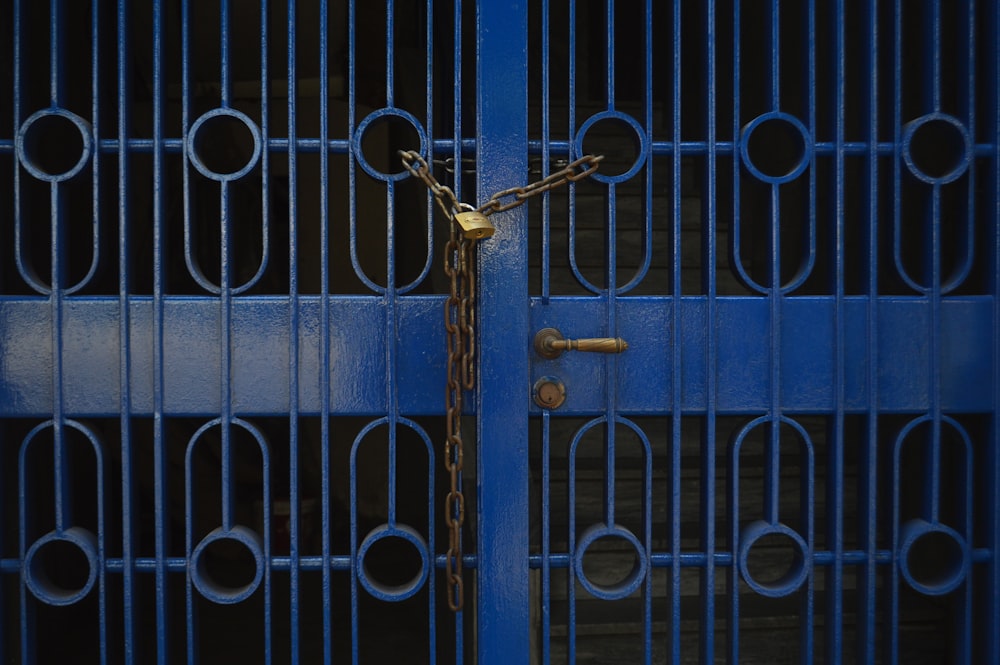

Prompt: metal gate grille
[1,1,999,664]
[525,1,999,664]
[1,0,475,662]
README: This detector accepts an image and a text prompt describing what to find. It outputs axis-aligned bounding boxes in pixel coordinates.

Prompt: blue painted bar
[317,0,333,661]
[991,0,1000,658]
[286,0,301,660]
[669,2,683,663]
[530,296,994,414]
[116,0,134,660]
[828,2,846,663]
[151,0,171,659]
[0,296,992,417]
[476,1,530,663]
[699,1,719,663]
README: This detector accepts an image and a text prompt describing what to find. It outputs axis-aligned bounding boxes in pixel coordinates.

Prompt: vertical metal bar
[151,0,171,660]
[383,0,398,527]
[181,1,197,659]
[220,0,230,107]
[419,0,435,295]
[990,6,1000,663]
[541,411,551,665]
[425,6,438,659]
[96,434,109,665]
[605,0,615,106]
[12,0,28,298]
[889,3,903,660]
[476,0,529,662]
[699,0,718,663]
[603,0,618,539]
[959,3,977,661]
[769,0,779,109]
[18,440,33,665]
[260,5,274,661]
[642,3,654,664]
[94,5,109,664]
[926,0,941,112]
[318,0,333,662]
[541,0,551,302]
[827,2,846,664]
[803,3,818,663]
[764,1,782,532]
[956,0,977,293]
[452,0,463,208]
[568,431,579,665]
[117,0,134,661]
[726,423,740,665]
[858,2,880,661]
[385,0,394,107]
[669,2,683,664]
[49,0,63,105]
[347,1,360,661]
[49,17,68,547]
[728,1,742,661]
[567,0,579,295]
[219,120,234,536]
[598,0,629,650]
[382,11,401,652]
[927,8,945,534]
[287,0,301,661]
[11,0,35,665]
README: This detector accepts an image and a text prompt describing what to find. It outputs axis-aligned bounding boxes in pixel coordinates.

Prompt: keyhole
[533,377,566,409]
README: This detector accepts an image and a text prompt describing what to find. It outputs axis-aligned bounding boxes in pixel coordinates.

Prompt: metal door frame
[475,2,530,661]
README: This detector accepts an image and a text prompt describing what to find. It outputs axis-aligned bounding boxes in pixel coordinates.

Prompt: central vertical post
[476,1,530,663]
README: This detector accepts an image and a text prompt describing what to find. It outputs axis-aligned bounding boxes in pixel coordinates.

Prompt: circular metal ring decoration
[901,112,972,185]
[573,110,647,184]
[17,108,94,183]
[737,520,810,598]
[573,523,648,600]
[187,108,263,182]
[356,523,431,602]
[24,527,99,606]
[898,518,969,596]
[189,525,265,604]
[739,111,813,184]
[353,108,429,182]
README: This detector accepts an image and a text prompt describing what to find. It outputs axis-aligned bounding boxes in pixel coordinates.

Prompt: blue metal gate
[1,1,998,664]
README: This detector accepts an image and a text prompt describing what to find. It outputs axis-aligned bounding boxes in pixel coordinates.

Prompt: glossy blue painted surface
[475,1,531,663]
[3,294,988,417]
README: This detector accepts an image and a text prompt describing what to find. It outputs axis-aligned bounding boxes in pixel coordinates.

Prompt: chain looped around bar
[398,149,601,612]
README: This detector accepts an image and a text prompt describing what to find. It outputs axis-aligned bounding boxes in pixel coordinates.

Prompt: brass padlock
[453,210,496,239]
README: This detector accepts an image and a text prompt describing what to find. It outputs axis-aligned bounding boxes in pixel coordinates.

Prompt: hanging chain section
[398,149,602,612]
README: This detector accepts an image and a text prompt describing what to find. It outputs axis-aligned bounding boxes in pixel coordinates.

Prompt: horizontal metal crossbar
[1,295,987,416]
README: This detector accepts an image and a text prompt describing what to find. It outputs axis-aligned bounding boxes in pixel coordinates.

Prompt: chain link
[442,221,469,611]
[400,150,603,218]
[399,149,601,612]
[475,154,603,215]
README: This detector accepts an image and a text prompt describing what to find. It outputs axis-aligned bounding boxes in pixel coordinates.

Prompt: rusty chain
[399,149,602,612]
[400,150,602,220]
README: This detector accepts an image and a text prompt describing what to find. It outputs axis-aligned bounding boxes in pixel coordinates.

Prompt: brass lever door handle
[533,327,628,359]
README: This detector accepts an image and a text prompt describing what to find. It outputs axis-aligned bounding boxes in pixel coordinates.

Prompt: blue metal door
[517,2,1000,664]
[1,2,998,665]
